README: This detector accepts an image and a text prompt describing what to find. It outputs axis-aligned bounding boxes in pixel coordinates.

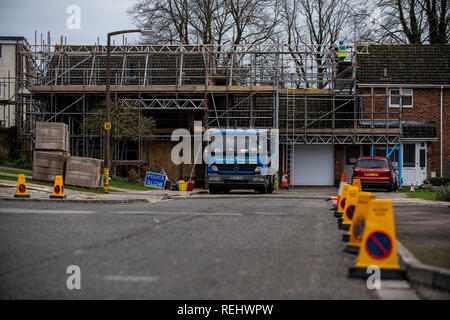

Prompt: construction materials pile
[32,122,103,188]
[65,156,103,188]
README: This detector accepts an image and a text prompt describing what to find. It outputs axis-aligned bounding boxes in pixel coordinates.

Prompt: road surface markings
[104,275,158,282]
[0,208,95,214]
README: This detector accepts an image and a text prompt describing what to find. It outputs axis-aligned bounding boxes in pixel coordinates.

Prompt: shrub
[426,177,450,187]
[128,168,140,184]
[435,186,450,201]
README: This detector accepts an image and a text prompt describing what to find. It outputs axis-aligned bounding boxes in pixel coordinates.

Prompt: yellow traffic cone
[335,184,350,218]
[348,199,405,279]
[50,175,66,199]
[343,192,376,253]
[15,174,30,198]
[352,178,362,192]
[339,186,360,231]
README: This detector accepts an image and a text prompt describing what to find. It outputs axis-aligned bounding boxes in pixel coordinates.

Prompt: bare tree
[227,0,280,45]
[421,0,449,43]
[281,0,352,88]
[128,0,280,46]
[353,0,449,44]
[128,0,191,44]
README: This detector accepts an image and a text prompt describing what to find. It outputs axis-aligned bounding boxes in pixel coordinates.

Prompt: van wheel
[258,186,267,194]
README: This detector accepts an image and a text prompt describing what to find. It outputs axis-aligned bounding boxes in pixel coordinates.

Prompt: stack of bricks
[65,156,104,188]
[32,122,104,188]
[32,122,69,183]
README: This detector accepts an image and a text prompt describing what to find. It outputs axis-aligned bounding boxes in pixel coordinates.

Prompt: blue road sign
[145,172,167,189]
[366,231,392,259]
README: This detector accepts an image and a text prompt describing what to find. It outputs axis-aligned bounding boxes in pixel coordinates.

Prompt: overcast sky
[0,0,141,45]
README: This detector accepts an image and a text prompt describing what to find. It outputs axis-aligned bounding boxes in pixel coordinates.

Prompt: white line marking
[0,208,95,214]
[104,275,158,282]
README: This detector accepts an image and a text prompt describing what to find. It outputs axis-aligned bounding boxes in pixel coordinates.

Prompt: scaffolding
[11,41,408,179]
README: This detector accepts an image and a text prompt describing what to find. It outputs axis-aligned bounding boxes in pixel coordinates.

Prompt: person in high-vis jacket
[337,40,347,61]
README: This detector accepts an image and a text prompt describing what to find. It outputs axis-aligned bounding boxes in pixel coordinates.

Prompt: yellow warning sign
[354,199,400,270]
[345,192,376,251]
[340,186,360,229]
[104,122,111,130]
[336,184,351,216]
[352,178,362,192]
[15,174,29,198]
[50,175,65,199]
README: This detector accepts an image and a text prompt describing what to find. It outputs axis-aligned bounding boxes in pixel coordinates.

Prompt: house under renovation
[8,40,450,187]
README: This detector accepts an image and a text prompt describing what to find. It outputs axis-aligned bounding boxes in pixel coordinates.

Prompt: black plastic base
[50,195,66,199]
[342,234,350,242]
[348,267,406,280]
[339,223,350,231]
[334,212,343,218]
[343,245,360,254]
[337,218,343,224]
[14,194,30,198]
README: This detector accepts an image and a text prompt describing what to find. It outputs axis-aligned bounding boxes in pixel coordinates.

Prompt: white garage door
[290,145,334,185]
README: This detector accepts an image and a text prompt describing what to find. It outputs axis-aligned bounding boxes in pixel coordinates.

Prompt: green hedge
[424,177,450,187]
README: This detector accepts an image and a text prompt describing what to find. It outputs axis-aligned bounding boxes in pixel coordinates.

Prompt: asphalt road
[0,195,380,299]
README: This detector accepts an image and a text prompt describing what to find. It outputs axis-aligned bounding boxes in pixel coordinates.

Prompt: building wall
[0,43,17,127]
[360,87,450,178]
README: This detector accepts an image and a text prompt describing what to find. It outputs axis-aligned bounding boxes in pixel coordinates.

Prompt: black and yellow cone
[343,192,376,253]
[50,175,66,199]
[348,199,406,279]
[15,174,30,198]
[339,186,359,231]
[335,184,350,218]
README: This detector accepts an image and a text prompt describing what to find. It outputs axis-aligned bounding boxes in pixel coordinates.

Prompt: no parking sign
[365,231,392,259]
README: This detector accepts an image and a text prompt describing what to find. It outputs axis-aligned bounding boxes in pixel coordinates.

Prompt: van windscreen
[356,159,388,169]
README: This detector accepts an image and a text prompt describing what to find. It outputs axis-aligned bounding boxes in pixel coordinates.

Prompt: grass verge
[397,188,436,201]
[0,174,122,194]
[0,168,32,176]
[111,177,159,191]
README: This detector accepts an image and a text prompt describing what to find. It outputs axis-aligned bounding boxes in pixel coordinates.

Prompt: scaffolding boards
[12,42,403,166]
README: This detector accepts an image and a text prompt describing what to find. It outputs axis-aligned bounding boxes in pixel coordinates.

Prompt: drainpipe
[440,86,443,177]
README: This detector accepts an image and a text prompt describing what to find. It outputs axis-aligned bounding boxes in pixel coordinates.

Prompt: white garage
[290,145,334,186]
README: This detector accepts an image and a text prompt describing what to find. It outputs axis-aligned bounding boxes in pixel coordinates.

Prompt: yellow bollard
[104,167,109,193]
[50,175,65,199]
[338,186,359,230]
[348,199,405,279]
[343,192,375,253]
[15,174,30,198]
[352,178,362,192]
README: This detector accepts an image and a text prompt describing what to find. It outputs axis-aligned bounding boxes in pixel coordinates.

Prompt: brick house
[343,45,450,186]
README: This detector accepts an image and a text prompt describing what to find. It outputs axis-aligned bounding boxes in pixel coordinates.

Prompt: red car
[352,156,398,191]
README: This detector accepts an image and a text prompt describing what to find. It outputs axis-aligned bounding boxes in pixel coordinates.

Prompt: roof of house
[356,45,450,85]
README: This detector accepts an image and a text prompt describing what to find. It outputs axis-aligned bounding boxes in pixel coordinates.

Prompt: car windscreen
[356,159,388,169]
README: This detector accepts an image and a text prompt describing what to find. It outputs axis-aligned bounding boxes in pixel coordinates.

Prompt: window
[345,145,360,165]
[403,144,415,167]
[0,84,3,99]
[356,159,388,169]
[419,149,425,168]
[389,88,413,108]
